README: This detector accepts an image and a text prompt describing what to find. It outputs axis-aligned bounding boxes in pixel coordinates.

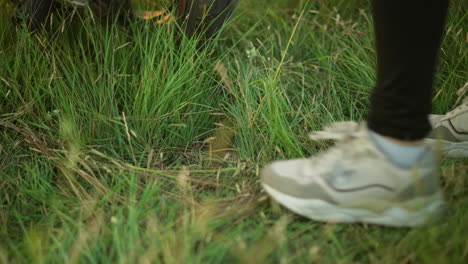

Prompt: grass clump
[1,0,467,263]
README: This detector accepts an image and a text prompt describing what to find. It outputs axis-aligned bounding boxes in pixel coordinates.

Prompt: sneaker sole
[426,139,468,158]
[263,184,446,227]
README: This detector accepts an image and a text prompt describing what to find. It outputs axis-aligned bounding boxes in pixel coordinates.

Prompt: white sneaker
[428,82,468,158]
[261,122,446,227]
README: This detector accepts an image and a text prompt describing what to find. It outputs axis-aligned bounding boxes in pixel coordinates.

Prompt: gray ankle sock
[369,130,427,168]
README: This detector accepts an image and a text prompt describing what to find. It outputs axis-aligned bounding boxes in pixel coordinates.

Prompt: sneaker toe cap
[261,159,336,202]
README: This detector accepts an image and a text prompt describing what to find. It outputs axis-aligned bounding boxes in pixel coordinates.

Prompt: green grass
[1,0,467,263]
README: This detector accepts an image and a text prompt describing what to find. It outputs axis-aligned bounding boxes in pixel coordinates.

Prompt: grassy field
[1,0,467,263]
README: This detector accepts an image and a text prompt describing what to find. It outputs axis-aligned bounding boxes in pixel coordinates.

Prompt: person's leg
[368,0,449,141]
[261,0,450,227]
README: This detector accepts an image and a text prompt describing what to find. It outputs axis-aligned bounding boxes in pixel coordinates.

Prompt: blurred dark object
[13,0,238,39]
[14,0,54,31]
[13,0,132,31]
[178,0,238,39]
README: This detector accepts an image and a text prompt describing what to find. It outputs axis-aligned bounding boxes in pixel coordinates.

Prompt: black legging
[367,0,449,140]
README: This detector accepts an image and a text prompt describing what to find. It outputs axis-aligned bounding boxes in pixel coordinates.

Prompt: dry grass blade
[206,118,236,167]
[1,118,111,200]
[215,60,235,95]
[233,216,290,264]
[67,210,104,264]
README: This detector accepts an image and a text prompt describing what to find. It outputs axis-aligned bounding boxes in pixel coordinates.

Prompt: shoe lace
[309,121,362,141]
[448,82,468,117]
[307,121,376,168]
[455,82,468,105]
